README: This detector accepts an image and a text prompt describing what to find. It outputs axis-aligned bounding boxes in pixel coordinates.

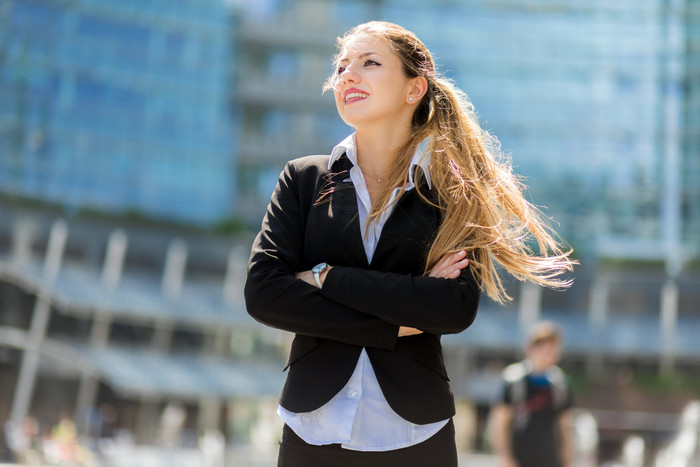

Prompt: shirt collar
[328,133,433,189]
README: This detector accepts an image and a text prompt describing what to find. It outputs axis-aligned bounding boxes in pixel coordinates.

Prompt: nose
[340,63,360,84]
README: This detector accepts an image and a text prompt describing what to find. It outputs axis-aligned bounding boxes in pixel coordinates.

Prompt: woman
[244,21,575,467]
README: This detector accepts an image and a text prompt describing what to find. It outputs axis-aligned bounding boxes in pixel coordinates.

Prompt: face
[527,337,561,371]
[332,33,416,130]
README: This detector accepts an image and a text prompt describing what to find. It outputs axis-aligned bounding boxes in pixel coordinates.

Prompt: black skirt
[277,419,458,467]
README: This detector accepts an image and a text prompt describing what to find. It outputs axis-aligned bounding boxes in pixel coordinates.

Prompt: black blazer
[244,153,481,425]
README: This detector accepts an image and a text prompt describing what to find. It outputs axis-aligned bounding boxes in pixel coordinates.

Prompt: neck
[354,122,411,180]
[528,359,553,373]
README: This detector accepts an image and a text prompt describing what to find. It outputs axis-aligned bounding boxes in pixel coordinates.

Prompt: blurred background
[0,0,699,465]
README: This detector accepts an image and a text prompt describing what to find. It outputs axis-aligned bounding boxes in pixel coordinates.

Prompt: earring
[409,97,414,102]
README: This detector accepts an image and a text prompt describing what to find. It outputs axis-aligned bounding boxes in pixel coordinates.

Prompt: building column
[660,279,679,375]
[11,219,68,427]
[659,0,685,373]
[74,229,128,433]
[586,278,609,377]
[588,278,609,332]
[152,238,189,352]
[518,282,541,331]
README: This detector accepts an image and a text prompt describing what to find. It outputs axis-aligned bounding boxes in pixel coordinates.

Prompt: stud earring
[409,97,414,102]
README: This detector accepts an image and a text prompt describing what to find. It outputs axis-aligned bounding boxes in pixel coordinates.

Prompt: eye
[364,59,380,67]
[336,65,346,75]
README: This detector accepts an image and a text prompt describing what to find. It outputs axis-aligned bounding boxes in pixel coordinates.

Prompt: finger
[437,250,461,265]
[442,251,466,269]
[429,251,467,277]
[429,266,449,278]
[444,250,466,265]
[431,256,468,279]
[432,256,451,273]
[448,269,461,279]
[454,250,467,259]
[428,262,447,277]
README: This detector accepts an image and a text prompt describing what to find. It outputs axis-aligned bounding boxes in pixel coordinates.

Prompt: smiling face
[331,33,417,131]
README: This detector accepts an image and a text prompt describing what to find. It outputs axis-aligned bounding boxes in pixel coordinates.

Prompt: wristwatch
[312,262,330,288]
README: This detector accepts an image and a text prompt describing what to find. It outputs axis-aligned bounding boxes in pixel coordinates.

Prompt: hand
[295,270,315,286]
[295,267,331,288]
[398,326,423,337]
[396,252,468,338]
[428,250,469,279]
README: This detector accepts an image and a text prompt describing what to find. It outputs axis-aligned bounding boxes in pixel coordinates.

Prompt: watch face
[313,262,328,273]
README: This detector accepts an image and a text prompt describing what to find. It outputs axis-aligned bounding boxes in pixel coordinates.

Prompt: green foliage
[632,371,700,396]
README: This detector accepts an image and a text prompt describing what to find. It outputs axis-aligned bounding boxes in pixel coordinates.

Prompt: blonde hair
[325,21,576,304]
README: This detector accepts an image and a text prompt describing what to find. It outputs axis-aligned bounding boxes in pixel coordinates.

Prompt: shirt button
[350,391,359,398]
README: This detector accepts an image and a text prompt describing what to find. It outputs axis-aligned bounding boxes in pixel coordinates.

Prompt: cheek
[334,91,342,107]
[334,91,346,113]
[383,77,411,106]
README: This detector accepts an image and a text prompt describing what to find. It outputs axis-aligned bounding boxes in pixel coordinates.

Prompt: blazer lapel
[370,185,440,271]
[326,155,370,268]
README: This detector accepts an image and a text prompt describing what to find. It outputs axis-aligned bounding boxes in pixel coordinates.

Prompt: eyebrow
[338,51,378,64]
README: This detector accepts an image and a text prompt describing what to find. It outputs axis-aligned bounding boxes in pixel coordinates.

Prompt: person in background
[245,20,576,467]
[490,321,575,467]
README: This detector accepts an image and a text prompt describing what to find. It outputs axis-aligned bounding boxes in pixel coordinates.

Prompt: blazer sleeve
[244,160,399,350]
[319,265,481,335]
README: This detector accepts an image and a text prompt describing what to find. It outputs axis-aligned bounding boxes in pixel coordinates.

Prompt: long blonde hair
[325,21,576,304]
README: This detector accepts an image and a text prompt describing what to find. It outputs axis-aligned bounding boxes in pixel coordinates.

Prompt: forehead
[338,33,393,62]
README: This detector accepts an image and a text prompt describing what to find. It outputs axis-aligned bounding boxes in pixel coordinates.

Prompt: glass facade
[0,0,236,225]
[686,0,700,247]
[379,0,699,259]
[2,0,697,257]
[233,0,699,259]
[233,0,380,216]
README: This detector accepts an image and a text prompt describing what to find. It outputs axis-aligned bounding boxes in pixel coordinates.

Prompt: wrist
[319,267,331,285]
[311,262,331,288]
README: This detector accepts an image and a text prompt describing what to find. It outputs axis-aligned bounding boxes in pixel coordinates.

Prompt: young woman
[244,21,575,467]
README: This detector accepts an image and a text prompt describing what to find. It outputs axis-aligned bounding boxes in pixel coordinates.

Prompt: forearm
[320,265,480,334]
[245,261,398,350]
[559,411,574,467]
[489,405,517,464]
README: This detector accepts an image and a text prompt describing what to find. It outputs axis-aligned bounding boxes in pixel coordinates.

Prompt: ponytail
[420,77,574,303]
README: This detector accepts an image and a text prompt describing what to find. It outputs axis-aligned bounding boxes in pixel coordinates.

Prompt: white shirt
[278,133,449,451]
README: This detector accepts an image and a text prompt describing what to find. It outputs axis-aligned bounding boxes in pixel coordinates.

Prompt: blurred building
[236,0,699,266]
[0,0,237,225]
[387,0,691,261]
[233,0,381,219]
[0,205,285,450]
[3,0,697,260]
[1,0,700,464]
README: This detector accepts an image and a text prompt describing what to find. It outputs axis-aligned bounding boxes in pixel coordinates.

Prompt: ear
[406,76,428,104]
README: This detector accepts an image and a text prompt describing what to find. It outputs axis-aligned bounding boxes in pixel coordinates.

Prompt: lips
[343,88,369,104]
